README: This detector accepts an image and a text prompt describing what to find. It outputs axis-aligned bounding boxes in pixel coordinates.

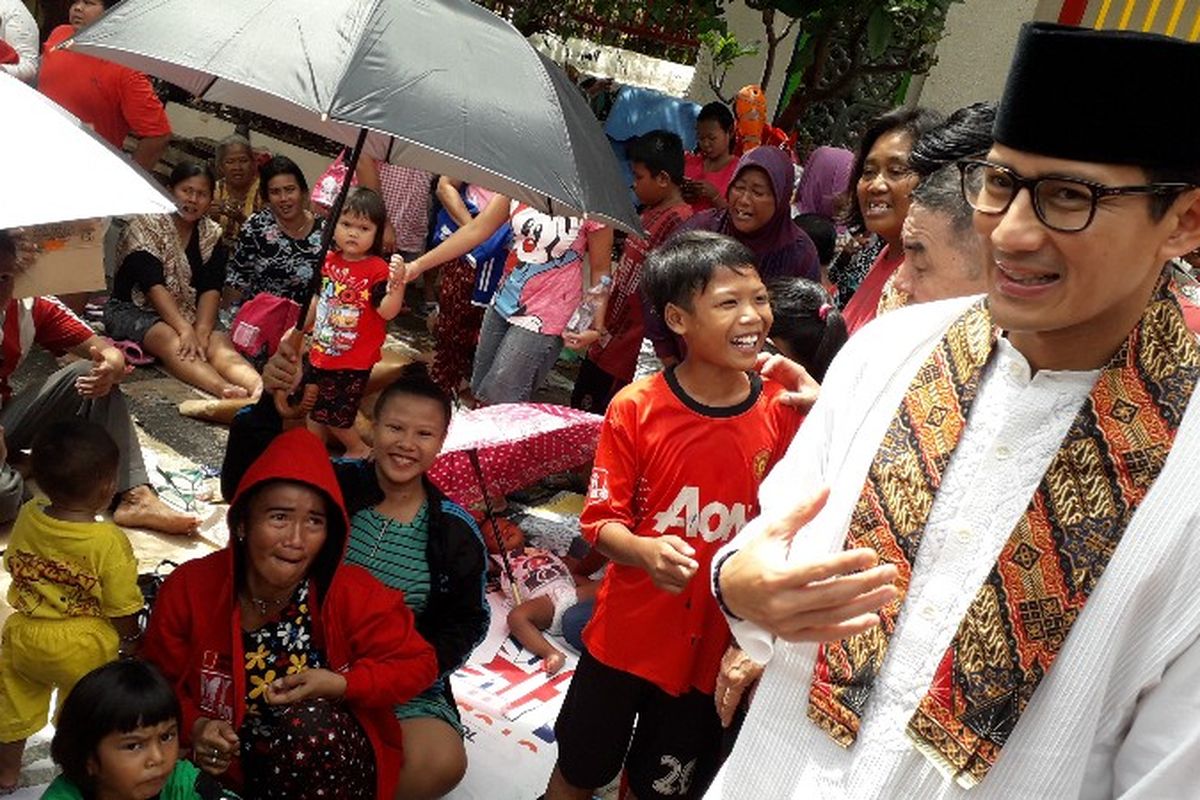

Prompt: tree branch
[760,7,778,92]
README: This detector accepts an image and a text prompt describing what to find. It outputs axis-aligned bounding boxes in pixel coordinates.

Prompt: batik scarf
[809,280,1200,787]
[117,213,222,324]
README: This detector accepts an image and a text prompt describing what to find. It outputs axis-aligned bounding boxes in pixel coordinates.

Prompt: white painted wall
[914,0,1052,113]
[686,2,800,116]
[164,102,332,186]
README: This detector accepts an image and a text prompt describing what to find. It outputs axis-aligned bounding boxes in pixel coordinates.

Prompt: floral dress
[227,209,325,308]
[239,582,376,799]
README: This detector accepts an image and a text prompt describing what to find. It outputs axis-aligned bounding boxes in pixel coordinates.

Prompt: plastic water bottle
[564,275,612,334]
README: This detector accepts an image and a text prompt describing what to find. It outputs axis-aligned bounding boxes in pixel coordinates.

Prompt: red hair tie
[818,303,832,321]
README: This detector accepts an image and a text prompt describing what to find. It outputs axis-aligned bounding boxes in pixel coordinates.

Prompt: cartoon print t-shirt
[309,251,390,371]
[491,202,605,336]
[493,547,577,607]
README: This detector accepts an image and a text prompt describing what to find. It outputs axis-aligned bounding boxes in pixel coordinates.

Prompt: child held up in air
[305,187,406,457]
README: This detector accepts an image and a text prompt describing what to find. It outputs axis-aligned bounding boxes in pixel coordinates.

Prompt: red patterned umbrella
[429,403,603,509]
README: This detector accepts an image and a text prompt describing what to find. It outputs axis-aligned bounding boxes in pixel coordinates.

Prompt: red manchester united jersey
[581,368,802,695]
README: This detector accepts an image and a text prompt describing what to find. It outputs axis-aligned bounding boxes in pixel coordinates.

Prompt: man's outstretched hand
[720,488,898,642]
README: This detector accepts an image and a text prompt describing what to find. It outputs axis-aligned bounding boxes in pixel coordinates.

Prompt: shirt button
[1007,361,1025,380]
[919,603,939,621]
[995,444,1012,460]
[955,526,973,544]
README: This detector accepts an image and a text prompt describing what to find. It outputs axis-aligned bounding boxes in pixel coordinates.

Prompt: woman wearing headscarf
[793,146,855,220]
[644,146,820,366]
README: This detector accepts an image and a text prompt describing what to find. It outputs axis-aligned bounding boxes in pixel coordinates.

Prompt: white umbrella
[0,73,176,228]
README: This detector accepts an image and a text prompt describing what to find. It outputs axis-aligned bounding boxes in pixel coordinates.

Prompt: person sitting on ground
[683,102,738,213]
[766,278,848,383]
[44,659,243,800]
[144,427,438,800]
[0,421,145,793]
[38,0,171,171]
[210,135,263,248]
[0,231,198,534]
[569,130,693,413]
[544,231,808,800]
[105,161,263,399]
[224,362,489,800]
[304,187,405,458]
[224,156,324,314]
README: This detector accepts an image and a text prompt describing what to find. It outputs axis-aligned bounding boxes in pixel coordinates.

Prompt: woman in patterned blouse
[224,156,324,313]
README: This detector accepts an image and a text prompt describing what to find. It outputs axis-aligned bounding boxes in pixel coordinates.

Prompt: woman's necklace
[242,591,291,617]
[276,211,311,239]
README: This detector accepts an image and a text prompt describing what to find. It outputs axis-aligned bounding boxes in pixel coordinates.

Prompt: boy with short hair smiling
[568,130,693,413]
[546,231,803,800]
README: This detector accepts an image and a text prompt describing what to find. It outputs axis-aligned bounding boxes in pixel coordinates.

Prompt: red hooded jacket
[142,428,437,798]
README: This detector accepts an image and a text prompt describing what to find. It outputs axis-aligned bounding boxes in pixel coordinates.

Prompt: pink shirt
[492,202,604,336]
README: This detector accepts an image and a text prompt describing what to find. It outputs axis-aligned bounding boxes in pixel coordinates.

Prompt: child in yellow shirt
[0,420,145,791]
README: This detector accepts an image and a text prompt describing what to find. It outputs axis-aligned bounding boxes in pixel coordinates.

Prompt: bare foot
[220,384,250,399]
[114,485,201,536]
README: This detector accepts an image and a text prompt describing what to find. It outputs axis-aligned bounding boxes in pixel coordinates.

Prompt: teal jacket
[41,758,241,799]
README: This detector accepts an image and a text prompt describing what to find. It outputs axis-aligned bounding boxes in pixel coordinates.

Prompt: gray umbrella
[64,0,640,234]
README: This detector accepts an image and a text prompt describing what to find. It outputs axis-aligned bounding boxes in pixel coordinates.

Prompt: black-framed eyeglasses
[958,159,1197,233]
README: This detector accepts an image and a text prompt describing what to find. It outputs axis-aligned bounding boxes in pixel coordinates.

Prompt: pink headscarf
[794,146,854,220]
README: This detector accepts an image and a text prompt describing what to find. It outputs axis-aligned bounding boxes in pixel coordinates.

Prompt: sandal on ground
[104,336,155,366]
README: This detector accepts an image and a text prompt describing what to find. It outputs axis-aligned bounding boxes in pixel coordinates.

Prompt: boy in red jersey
[544,231,803,800]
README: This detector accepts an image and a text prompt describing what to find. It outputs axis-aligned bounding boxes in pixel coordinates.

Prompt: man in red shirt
[38,0,171,171]
[0,231,198,535]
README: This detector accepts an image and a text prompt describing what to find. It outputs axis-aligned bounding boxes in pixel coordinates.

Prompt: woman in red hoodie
[142,427,437,799]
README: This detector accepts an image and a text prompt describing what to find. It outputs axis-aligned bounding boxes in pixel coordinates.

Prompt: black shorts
[554,650,723,799]
[306,364,371,429]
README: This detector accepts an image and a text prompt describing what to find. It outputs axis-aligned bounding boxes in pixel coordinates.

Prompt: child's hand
[562,329,600,353]
[637,535,698,594]
[714,645,763,728]
[388,254,408,292]
[542,650,567,675]
[266,668,347,705]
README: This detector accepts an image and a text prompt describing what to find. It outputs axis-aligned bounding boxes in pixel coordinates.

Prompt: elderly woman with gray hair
[210,134,263,246]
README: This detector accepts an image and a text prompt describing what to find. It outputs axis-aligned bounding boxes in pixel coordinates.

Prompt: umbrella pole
[466,449,521,605]
[273,127,370,419]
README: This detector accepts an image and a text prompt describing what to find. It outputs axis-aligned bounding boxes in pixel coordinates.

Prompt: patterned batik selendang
[808,281,1200,787]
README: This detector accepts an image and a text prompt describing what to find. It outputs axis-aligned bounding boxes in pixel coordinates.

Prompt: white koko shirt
[708,295,1200,800]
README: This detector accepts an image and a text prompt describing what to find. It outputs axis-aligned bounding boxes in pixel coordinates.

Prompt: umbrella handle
[292,127,370,334]
[467,449,521,597]
[273,328,318,420]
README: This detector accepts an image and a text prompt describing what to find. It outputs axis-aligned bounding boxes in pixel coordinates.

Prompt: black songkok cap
[994,22,1200,168]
